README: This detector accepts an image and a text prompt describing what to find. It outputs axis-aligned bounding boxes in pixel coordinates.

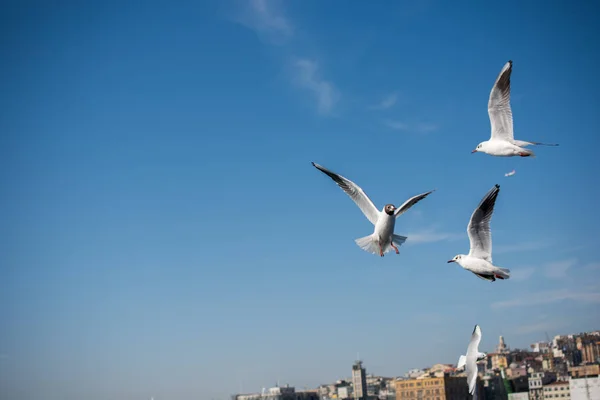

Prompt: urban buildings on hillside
[231,329,600,400]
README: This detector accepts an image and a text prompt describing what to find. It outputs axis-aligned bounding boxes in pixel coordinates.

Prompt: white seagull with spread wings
[472,60,558,157]
[448,184,510,281]
[312,162,434,257]
[457,325,486,398]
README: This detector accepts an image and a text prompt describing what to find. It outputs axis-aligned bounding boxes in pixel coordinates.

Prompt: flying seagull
[447,184,510,281]
[471,60,558,157]
[458,325,486,398]
[311,162,434,257]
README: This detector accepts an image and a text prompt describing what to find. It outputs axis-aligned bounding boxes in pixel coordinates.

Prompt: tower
[497,335,509,353]
[352,360,368,400]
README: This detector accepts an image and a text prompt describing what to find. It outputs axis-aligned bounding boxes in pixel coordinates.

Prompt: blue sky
[1,0,599,399]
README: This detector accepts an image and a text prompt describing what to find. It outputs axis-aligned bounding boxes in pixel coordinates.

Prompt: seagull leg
[390,242,400,255]
[379,243,384,257]
[519,152,531,157]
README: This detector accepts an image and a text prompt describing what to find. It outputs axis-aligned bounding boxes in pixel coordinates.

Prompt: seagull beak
[471,149,477,153]
[447,259,455,263]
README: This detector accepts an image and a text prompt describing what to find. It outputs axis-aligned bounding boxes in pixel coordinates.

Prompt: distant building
[509,376,530,393]
[352,361,368,400]
[489,353,509,370]
[543,381,570,400]
[497,336,510,354]
[507,363,528,379]
[531,342,551,354]
[569,376,600,400]
[338,385,351,399]
[553,335,583,366]
[508,393,530,400]
[529,371,557,400]
[569,364,600,378]
[542,353,556,372]
[395,375,476,400]
[568,364,600,400]
[482,373,508,400]
[427,364,455,376]
[576,334,600,364]
[233,385,319,400]
[405,369,427,379]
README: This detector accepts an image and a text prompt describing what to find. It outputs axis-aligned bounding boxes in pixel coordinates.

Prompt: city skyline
[2,0,600,399]
[235,328,600,396]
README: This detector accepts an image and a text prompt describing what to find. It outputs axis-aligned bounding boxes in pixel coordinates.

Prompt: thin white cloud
[405,229,462,245]
[384,120,409,131]
[494,241,551,254]
[370,93,397,110]
[491,287,600,309]
[544,258,577,279]
[236,0,293,44]
[510,267,536,282]
[384,120,439,133]
[233,1,339,115]
[415,122,439,133]
[292,59,339,115]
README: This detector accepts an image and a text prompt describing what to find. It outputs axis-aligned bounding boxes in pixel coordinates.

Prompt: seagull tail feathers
[495,267,511,279]
[354,234,407,255]
[355,235,382,255]
[518,147,536,157]
[392,234,408,246]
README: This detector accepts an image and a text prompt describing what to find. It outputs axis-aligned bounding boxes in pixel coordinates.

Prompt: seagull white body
[312,162,434,257]
[472,60,558,157]
[448,184,510,281]
[459,325,486,397]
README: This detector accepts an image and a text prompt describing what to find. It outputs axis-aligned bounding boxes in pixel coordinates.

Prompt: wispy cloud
[234,0,339,115]
[494,241,551,255]
[491,286,600,309]
[292,59,339,115]
[405,229,462,245]
[384,120,409,131]
[510,267,536,282]
[370,93,398,110]
[544,258,577,279]
[236,0,293,44]
[384,120,439,133]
